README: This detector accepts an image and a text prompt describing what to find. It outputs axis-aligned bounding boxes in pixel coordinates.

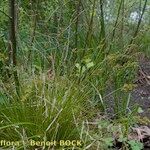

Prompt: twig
[0,9,12,19]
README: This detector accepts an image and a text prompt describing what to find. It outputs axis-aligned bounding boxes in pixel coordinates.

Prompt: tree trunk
[8,0,20,96]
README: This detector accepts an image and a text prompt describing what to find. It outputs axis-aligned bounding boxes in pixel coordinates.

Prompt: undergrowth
[0,0,150,149]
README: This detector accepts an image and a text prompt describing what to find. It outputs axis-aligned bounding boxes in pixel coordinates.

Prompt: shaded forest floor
[128,56,150,149]
[104,55,150,149]
[132,56,150,119]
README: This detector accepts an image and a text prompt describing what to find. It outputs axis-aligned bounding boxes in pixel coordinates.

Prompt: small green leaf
[75,63,80,69]
[81,66,86,74]
[128,140,143,150]
[86,62,94,68]
[137,107,144,114]
[103,137,114,147]
[84,58,91,63]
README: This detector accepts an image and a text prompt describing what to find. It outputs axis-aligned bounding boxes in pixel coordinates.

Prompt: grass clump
[0,73,86,149]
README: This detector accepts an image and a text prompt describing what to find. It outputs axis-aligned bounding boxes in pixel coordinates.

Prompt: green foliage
[75,58,94,77]
[79,117,143,150]
[0,74,85,149]
[0,0,150,149]
[128,140,143,150]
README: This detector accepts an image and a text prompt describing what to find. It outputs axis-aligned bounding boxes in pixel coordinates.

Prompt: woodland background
[0,0,150,149]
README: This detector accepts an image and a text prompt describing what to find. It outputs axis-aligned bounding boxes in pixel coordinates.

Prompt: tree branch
[0,9,12,19]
